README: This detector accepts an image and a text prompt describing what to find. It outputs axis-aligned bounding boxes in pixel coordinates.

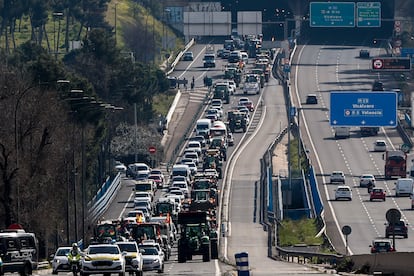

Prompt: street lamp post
[114,2,119,46]
[53,12,63,60]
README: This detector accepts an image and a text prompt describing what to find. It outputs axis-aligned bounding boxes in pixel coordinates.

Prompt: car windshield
[117,243,137,252]
[338,188,349,192]
[140,247,159,255]
[374,241,391,248]
[127,211,143,217]
[56,248,70,256]
[89,246,119,255]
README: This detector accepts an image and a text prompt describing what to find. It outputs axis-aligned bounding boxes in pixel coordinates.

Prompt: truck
[360,127,379,136]
[177,212,218,263]
[384,150,407,179]
[334,127,350,139]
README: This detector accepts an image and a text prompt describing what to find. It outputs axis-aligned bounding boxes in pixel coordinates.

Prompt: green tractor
[177,212,218,263]
[213,84,230,104]
[228,110,247,133]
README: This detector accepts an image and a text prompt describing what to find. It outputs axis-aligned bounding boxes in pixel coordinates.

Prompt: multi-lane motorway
[96,42,340,275]
[42,40,414,276]
[293,43,413,255]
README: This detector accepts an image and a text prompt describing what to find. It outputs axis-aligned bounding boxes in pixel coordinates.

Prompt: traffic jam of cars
[45,34,274,276]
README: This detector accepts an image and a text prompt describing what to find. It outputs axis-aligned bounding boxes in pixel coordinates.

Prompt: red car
[241,100,254,112]
[370,187,386,201]
[148,174,164,188]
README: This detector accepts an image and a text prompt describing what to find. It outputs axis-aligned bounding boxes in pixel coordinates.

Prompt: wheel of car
[52,271,58,275]
[157,264,164,273]
[119,272,125,276]
[370,198,373,202]
[20,263,31,276]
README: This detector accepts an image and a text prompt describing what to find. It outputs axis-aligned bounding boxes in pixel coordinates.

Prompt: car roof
[337,185,351,189]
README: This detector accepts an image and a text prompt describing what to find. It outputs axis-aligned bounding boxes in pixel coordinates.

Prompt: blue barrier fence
[405,113,411,128]
[308,166,324,217]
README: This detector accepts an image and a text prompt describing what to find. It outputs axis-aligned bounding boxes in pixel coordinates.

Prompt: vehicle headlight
[84,255,92,261]
[152,259,159,264]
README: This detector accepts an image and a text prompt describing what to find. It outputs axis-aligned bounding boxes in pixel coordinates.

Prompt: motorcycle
[68,253,81,276]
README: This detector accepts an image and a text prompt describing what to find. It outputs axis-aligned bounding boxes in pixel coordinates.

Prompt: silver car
[51,247,71,274]
[115,242,143,276]
[139,245,164,273]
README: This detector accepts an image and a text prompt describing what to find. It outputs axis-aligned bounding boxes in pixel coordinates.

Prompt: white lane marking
[295,44,353,255]
[118,187,135,220]
[221,101,267,262]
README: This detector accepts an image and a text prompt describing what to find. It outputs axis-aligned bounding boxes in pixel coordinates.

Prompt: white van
[334,127,350,139]
[395,178,413,197]
[196,118,212,137]
[171,164,191,182]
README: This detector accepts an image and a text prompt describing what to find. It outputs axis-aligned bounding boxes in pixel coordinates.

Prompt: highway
[293,42,414,255]
[95,41,337,276]
[37,40,413,276]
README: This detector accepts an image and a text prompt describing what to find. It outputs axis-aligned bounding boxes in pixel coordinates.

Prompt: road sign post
[341,225,352,256]
[386,208,401,251]
[330,92,397,127]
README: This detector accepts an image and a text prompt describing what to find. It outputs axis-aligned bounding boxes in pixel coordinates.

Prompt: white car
[183,161,198,175]
[134,192,152,203]
[171,181,190,197]
[335,185,352,201]
[115,242,144,276]
[359,174,376,187]
[124,210,146,223]
[81,244,126,276]
[243,74,260,94]
[206,108,221,119]
[168,190,185,200]
[210,99,223,109]
[330,171,345,183]
[139,244,164,273]
[115,161,127,173]
[373,140,387,152]
[226,80,237,93]
[238,97,249,106]
[51,247,71,274]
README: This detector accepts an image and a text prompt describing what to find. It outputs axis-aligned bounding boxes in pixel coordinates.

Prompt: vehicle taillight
[371,248,376,253]
[390,247,395,252]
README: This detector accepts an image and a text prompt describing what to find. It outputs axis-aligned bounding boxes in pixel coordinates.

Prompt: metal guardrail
[87,172,122,223]
[37,261,49,269]
[166,38,195,76]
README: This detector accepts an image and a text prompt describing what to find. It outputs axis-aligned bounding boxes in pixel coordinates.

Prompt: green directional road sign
[310,2,355,27]
[357,2,381,27]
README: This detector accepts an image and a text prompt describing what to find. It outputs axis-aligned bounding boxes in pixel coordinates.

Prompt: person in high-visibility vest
[136,213,143,223]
